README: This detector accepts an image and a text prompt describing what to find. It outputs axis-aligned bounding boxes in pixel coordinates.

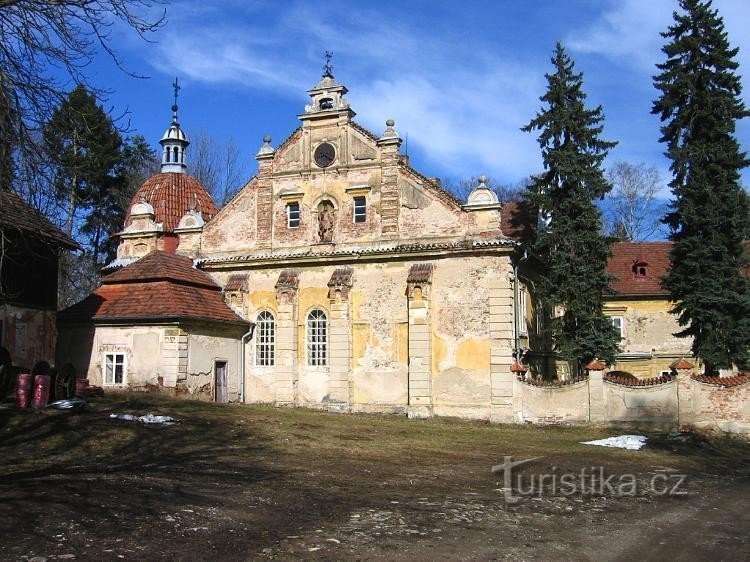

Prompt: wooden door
[214,360,228,403]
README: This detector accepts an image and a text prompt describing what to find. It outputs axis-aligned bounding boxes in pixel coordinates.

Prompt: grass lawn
[1,394,748,560]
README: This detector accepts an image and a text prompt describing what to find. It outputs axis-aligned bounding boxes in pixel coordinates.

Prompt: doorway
[214,360,228,403]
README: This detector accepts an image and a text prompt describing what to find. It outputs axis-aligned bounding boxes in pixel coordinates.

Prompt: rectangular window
[286,202,300,228]
[353,196,366,223]
[104,352,126,385]
[611,317,624,339]
[518,285,528,335]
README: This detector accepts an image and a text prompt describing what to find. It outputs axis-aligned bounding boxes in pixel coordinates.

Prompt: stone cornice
[197,238,517,271]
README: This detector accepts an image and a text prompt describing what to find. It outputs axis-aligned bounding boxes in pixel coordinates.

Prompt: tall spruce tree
[523,43,621,375]
[653,0,750,373]
[43,84,122,262]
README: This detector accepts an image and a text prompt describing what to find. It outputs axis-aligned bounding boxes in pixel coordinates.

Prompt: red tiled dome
[125,172,217,232]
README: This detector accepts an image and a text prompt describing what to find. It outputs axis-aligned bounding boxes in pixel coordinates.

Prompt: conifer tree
[523,43,620,375]
[43,84,122,262]
[653,0,750,373]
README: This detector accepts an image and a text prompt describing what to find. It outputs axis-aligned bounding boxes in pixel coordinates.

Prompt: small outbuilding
[57,250,251,402]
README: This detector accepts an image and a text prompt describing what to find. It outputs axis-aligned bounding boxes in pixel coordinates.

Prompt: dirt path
[1,397,749,561]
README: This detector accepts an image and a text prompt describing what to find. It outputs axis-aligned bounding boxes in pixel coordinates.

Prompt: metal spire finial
[323,51,334,78]
[171,77,180,122]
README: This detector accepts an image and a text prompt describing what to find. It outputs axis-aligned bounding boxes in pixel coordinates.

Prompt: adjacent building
[1,189,79,369]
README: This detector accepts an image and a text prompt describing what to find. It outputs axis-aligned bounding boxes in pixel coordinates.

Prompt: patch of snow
[110,413,178,425]
[581,434,647,450]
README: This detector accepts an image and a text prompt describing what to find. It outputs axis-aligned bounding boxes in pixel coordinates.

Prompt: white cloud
[568,0,750,98]
[138,1,547,182]
[566,0,673,71]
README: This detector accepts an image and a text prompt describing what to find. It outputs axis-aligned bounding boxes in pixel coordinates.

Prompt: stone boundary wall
[510,367,750,436]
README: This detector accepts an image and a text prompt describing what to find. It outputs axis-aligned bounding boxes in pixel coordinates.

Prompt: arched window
[173,146,179,162]
[255,311,275,367]
[165,148,170,163]
[306,309,327,366]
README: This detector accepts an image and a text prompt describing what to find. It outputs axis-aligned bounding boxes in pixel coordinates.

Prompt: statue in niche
[318,201,334,243]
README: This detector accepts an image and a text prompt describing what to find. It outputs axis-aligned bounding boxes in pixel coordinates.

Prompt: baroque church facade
[58,69,538,421]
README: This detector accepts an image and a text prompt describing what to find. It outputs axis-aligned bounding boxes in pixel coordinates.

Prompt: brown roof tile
[586,359,607,370]
[275,269,299,290]
[670,358,695,370]
[407,263,433,284]
[500,200,537,244]
[0,190,79,249]
[224,274,248,292]
[102,251,217,289]
[604,372,674,386]
[691,374,750,387]
[59,250,247,326]
[125,173,218,232]
[327,267,353,287]
[607,242,672,296]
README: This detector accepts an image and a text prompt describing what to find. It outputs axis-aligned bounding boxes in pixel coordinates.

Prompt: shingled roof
[607,242,671,297]
[0,190,79,249]
[59,251,248,327]
[124,172,218,232]
[500,200,537,244]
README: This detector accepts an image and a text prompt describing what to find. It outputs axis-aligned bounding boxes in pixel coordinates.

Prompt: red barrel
[15,373,33,409]
[31,374,51,409]
[75,378,90,397]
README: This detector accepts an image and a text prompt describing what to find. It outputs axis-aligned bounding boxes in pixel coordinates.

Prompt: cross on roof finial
[171,77,180,121]
[323,51,334,78]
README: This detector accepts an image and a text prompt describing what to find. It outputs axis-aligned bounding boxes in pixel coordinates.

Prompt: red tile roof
[224,274,248,292]
[59,251,248,327]
[275,269,299,291]
[0,190,80,249]
[670,358,695,370]
[607,242,672,296]
[407,263,433,284]
[500,200,537,244]
[124,173,218,232]
[691,374,750,388]
[604,372,674,386]
[328,267,353,287]
[102,251,216,289]
[586,359,607,370]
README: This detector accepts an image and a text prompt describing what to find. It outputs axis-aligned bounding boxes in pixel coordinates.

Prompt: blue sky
[89,0,750,193]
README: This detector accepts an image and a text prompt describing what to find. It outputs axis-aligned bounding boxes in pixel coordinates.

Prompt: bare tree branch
[605,161,667,241]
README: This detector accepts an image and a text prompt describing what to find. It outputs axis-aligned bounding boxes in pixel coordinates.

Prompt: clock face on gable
[314,142,336,168]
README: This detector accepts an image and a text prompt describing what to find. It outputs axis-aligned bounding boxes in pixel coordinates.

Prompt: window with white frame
[255,311,275,367]
[286,202,300,228]
[610,316,624,339]
[353,196,366,223]
[306,309,328,366]
[518,285,528,335]
[103,352,126,385]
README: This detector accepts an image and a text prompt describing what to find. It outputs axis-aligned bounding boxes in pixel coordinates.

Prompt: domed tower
[112,79,218,267]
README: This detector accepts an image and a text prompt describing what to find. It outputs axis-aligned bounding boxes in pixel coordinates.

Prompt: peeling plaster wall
[430,257,497,415]
[350,262,409,407]
[680,377,750,434]
[66,325,169,389]
[58,324,241,401]
[187,332,242,401]
[233,254,513,415]
[603,381,678,429]
[398,178,463,238]
[513,379,590,425]
[605,299,691,378]
[201,181,258,255]
[1,304,56,368]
